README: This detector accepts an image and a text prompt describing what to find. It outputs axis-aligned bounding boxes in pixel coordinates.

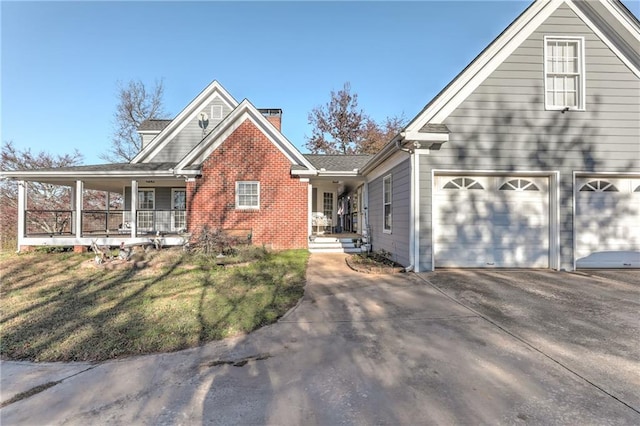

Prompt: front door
[171,189,186,232]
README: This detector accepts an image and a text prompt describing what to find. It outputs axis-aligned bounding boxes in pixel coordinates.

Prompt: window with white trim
[383,175,392,233]
[137,189,155,231]
[545,36,585,110]
[236,181,260,209]
[138,189,155,210]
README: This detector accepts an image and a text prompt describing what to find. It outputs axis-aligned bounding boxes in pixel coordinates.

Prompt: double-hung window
[544,36,585,110]
[137,189,155,231]
[138,189,155,210]
[236,181,260,209]
[383,174,392,233]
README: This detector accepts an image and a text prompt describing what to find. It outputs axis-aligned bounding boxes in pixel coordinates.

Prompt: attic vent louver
[211,105,223,120]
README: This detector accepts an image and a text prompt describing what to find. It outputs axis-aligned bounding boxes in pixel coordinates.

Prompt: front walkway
[2,255,638,424]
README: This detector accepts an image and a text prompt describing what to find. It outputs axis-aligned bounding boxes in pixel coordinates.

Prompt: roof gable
[132,80,239,164]
[405,0,640,133]
[175,99,315,173]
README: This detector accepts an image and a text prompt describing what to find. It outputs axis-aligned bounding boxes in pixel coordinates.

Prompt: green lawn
[0,248,308,362]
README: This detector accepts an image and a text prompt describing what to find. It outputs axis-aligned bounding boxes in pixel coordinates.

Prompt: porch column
[75,180,83,238]
[106,191,111,233]
[17,180,26,250]
[130,180,138,238]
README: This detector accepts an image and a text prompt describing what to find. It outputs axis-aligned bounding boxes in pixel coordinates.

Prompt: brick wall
[186,119,308,249]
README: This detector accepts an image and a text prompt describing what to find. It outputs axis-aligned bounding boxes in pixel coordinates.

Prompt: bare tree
[101,79,167,163]
[1,142,120,249]
[306,82,405,155]
[1,142,82,247]
[306,82,366,155]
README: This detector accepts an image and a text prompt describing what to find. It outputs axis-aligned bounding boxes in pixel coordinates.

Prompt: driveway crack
[0,364,98,408]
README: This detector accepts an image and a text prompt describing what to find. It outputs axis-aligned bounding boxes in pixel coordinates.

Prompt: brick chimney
[259,108,282,131]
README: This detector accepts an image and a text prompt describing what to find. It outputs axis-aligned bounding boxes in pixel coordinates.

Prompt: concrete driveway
[1,255,639,425]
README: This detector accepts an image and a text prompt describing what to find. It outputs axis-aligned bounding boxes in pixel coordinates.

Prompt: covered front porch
[7,164,191,250]
[307,175,369,253]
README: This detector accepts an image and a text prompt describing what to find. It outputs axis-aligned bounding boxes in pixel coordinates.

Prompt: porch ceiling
[310,175,365,195]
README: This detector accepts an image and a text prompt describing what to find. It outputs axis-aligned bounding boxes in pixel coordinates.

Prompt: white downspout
[407,151,415,272]
[414,150,421,272]
[396,138,416,273]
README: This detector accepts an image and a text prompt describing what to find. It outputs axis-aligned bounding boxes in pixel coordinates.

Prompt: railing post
[131,180,138,238]
[75,180,83,238]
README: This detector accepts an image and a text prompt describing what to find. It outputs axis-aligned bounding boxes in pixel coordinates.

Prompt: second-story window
[544,36,585,110]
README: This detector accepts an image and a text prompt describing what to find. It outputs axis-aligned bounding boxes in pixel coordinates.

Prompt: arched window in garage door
[499,179,540,191]
[579,180,619,192]
[442,177,484,190]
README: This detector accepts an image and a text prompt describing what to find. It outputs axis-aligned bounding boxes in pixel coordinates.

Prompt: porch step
[309,237,363,254]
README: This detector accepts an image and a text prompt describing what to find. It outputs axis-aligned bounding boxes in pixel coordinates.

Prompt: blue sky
[2,1,638,165]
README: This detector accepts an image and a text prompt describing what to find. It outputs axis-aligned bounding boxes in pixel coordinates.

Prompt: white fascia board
[315,171,360,177]
[407,0,559,131]
[566,0,640,78]
[1,170,177,179]
[176,100,315,172]
[603,0,640,41]
[365,150,411,183]
[400,131,449,142]
[292,170,317,177]
[132,81,239,164]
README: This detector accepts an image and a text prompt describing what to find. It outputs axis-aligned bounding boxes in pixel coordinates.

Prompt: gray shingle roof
[303,154,373,171]
[138,119,173,131]
[418,123,450,133]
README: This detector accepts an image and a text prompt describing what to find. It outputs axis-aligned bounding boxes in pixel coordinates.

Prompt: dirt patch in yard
[345,253,405,274]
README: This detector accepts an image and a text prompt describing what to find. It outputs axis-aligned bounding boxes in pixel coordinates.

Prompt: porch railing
[25,210,74,236]
[123,210,187,235]
[24,209,187,237]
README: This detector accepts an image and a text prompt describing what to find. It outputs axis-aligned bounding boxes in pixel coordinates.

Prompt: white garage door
[434,175,549,268]
[575,177,640,268]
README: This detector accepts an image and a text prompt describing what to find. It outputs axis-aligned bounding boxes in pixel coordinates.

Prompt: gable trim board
[132,81,239,164]
[175,100,315,173]
[404,0,640,133]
